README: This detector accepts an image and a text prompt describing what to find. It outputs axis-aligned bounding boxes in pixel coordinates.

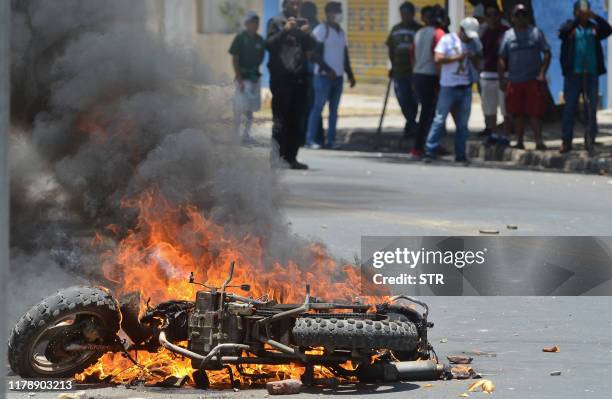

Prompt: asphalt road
[6,149,612,399]
[284,149,612,260]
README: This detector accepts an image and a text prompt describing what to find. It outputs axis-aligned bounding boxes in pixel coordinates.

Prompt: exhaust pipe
[393,360,445,381]
[359,360,445,382]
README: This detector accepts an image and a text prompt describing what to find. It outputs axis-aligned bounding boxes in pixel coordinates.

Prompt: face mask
[333,13,343,24]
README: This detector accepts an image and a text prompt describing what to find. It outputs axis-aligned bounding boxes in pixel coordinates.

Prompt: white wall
[448,0,465,33]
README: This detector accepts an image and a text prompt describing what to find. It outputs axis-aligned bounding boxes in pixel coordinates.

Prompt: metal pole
[0,0,10,398]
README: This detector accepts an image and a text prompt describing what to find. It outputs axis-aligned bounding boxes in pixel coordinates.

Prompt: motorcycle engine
[188,290,244,358]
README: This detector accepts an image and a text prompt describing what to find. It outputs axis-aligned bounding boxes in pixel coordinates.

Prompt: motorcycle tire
[8,286,120,378]
[292,317,418,352]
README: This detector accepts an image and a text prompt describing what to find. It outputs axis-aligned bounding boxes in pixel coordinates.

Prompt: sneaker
[423,154,434,163]
[535,143,548,151]
[408,149,423,160]
[455,156,470,165]
[477,128,492,137]
[512,142,525,150]
[329,143,342,150]
[484,134,511,147]
[290,160,309,170]
[559,142,573,154]
[306,143,321,150]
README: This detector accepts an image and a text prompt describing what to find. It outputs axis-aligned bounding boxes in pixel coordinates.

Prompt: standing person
[410,6,446,159]
[300,1,324,147]
[424,18,482,164]
[266,0,315,170]
[305,1,356,150]
[479,4,510,145]
[559,0,612,153]
[229,11,265,145]
[386,2,422,137]
[498,4,551,151]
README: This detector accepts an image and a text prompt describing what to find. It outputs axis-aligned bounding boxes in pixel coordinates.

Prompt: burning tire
[8,286,120,378]
[292,317,418,352]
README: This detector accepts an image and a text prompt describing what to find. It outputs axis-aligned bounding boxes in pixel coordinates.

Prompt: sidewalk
[254,91,612,175]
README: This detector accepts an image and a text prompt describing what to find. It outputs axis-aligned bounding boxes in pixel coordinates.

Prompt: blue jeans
[562,73,598,142]
[394,75,418,133]
[306,75,343,146]
[425,85,472,159]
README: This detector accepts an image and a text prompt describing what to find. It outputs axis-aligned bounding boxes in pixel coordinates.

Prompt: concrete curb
[338,129,611,175]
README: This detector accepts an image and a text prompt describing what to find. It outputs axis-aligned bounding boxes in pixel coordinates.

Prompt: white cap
[243,10,259,24]
[460,17,480,40]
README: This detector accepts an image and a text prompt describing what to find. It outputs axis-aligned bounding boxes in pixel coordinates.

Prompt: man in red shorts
[498,4,551,150]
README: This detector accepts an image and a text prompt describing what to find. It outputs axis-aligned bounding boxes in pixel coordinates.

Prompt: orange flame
[77,188,376,387]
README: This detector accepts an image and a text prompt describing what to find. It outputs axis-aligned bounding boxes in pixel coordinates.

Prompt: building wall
[148,0,610,103]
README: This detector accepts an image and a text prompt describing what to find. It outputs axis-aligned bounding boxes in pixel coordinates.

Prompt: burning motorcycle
[8,262,441,388]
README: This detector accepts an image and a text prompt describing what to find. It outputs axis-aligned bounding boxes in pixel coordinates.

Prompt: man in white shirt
[305,1,356,149]
[425,17,482,164]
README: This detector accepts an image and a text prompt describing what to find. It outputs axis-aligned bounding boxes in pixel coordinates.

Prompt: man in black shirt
[386,2,422,137]
[266,0,315,169]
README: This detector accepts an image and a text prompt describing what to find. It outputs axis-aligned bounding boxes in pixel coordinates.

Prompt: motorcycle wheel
[8,286,120,378]
[292,317,418,352]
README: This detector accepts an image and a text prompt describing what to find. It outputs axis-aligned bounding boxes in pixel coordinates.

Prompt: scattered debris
[506,224,518,230]
[468,379,495,394]
[462,350,497,357]
[440,338,448,343]
[459,393,469,397]
[479,229,500,235]
[423,383,434,388]
[542,345,560,353]
[447,355,473,364]
[266,379,303,395]
[550,371,562,376]
[155,375,189,388]
[451,366,475,380]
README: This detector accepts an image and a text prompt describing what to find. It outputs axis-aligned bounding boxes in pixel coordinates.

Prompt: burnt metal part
[141,300,193,342]
[119,292,154,345]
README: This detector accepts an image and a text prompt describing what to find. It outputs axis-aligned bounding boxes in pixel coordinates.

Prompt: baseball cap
[243,10,259,24]
[512,4,529,16]
[460,17,480,40]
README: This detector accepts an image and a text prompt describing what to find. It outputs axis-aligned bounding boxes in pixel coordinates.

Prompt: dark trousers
[413,74,440,152]
[304,74,324,146]
[562,73,599,143]
[393,75,418,134]
[271,78,308,163]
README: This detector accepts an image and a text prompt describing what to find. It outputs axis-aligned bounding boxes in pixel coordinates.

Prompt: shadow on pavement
[302,382,420,395]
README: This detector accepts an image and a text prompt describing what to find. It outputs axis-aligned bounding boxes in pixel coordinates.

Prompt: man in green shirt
[229,11,265,144]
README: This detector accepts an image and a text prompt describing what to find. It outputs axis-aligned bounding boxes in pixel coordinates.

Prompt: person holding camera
[266,0,315,169]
